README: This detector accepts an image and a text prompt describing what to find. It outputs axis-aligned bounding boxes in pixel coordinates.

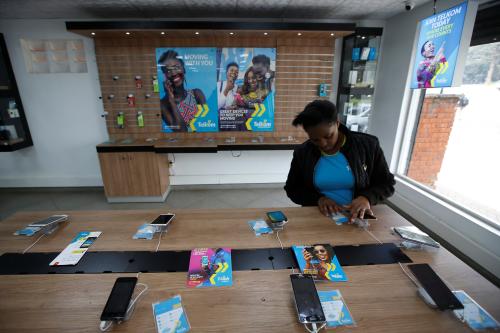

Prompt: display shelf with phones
[0,33,33,151]
[337,28,382,133]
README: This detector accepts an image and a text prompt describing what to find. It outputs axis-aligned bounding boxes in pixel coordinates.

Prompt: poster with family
[156,47,276,132]
[410,2,467,89]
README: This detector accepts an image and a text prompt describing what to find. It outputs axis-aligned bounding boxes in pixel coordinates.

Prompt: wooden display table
[0,205,498,332]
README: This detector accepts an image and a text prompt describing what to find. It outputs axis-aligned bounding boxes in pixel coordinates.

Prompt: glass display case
[337,28,382,133]
[0,33,33,151]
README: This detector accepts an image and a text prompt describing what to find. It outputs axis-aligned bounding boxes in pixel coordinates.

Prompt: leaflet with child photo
[292,244,347,282]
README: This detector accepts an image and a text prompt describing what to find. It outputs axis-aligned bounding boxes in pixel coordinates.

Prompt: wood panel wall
[94,31,341,140]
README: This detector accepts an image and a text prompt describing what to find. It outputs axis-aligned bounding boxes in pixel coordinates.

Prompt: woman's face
[165,58,184,87]
[247,71,257,91]
[226,65,239,82]
[423,41,435,58]
[253,63,267,81]
[305,121,340,155]
[313,245,329,261]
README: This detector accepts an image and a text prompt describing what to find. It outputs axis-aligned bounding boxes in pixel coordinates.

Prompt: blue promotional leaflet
[292,245,348,282]
[133,223,156,240]
[318,290,355,328]
[153,295,190,333]
[248,219,273,236]
[453,290,500,331]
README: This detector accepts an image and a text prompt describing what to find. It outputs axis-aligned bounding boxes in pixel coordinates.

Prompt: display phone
[28,215,68,227]
[80,237,98,249]
[266,211,288,223]
[290,274,326,324]
[393,226,440,248]
[408,264,463,311]
[100,277,138,321]
[149,214,175,227]
[361,211,377,220]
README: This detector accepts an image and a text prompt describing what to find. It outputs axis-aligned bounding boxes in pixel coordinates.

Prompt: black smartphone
[362,212,377,220]
[408,264,463,311]
[100,277,138,321]
[290,274,326,324]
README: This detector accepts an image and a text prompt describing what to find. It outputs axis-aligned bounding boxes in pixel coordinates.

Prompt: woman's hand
[344,196,373,223]
[302,248,313,263]
[318,196,343,217]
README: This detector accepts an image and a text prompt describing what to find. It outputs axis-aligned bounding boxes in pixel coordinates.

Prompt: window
[399,41,500,226]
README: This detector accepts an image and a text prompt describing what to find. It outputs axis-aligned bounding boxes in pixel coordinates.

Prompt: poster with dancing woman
[411,2,468,89]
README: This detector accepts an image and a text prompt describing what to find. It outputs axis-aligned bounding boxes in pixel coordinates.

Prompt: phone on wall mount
[290,274,326,324]
[100,277,138,321]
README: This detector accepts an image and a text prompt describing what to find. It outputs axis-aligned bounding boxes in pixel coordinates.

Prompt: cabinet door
[125,152,162,196]
[98,153,130,197]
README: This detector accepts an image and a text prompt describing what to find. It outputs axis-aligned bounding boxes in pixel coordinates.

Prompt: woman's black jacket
[284,124,395,206]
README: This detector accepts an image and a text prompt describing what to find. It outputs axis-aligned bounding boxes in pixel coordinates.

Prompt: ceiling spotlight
[125,32,131,35]
[195,31,200,35]
[330,33,334,36]
[229,32,234,35]
[361,36,366,39]
[264,32,268,35]
[91,32,96,36]
[297,32,302,36]
[161,32,165,35]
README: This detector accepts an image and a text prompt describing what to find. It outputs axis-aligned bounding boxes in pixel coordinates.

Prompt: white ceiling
[0,0,430,20]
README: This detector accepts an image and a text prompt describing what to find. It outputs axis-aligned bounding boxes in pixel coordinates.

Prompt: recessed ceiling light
[229,32,234,35]
[264,32,268,35]
[91,32,96,36]
[297,32,302,36]
[361,36,366,39]
[161,32,165,35]
[125,32,131,35]
[330,33,334,36]
[195,31,200,35]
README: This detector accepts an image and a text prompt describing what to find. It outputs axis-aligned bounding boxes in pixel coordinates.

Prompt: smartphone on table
[290,274,326,324]
[100,277,138,321]
[149,214,175,227]
[28,215,68,227]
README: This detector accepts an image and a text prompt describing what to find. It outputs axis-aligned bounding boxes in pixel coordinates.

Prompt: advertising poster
[411,2,468,88]
[156,47,218,132]
[187,248,232,288]
[217,48,275,132]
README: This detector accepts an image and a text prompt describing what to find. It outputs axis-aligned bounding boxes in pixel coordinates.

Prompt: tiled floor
[0,186,298,221]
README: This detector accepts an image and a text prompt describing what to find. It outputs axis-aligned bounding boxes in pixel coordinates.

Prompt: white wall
[0,19,108,187]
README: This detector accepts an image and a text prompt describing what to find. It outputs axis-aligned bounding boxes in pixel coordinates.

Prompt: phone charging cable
[99,282,149,332]
[304,322,326,333]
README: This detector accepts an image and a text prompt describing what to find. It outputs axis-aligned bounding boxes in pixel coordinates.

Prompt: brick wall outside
[407,95,461,187]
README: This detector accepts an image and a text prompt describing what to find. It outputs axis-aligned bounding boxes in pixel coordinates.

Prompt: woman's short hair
[158,50,185,74]
[226,62,239,71]
[292,100,338,129]
[420,40,431,56]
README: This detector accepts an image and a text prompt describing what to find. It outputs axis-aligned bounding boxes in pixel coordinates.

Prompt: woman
[158,50,207,132]
[416,40,447,88]
[235,66,268,108]
[302,244,333,280]
[284,100,395,222]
